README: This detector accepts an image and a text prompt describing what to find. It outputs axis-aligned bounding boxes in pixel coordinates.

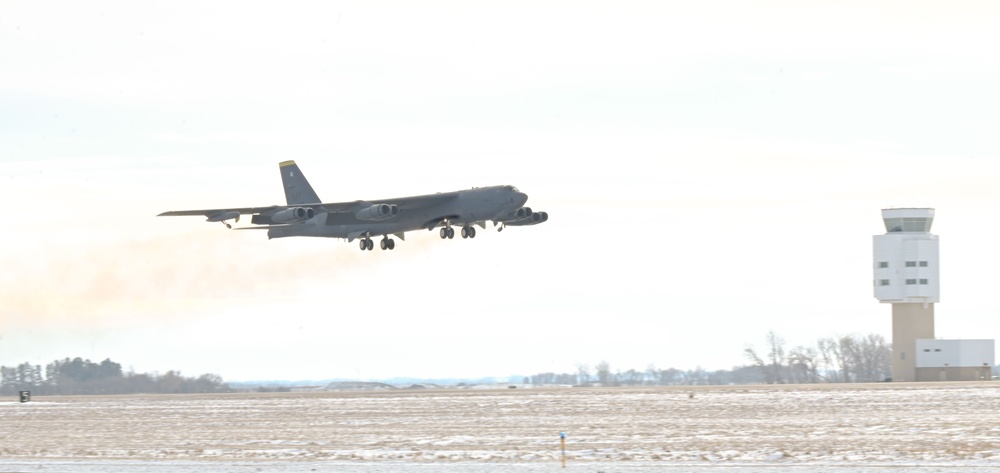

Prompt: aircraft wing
[159,192,459,229]
[158,206,284,218]
[158,204,325,225]
[158,193,455,218]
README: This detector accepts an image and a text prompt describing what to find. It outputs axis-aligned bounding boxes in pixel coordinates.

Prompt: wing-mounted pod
[355,203,399,221]
[206,211,240,223]
[206,210,241,229]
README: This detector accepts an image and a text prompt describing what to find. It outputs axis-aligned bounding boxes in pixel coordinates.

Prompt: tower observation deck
[873,208,940,304]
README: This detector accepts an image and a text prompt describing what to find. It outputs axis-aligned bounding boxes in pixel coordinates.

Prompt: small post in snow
[560,431,566,468]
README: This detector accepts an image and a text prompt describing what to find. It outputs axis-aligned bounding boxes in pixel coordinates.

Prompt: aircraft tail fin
[278,160,321,205]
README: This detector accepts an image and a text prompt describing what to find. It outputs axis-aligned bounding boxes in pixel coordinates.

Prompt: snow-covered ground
[2,382,999,472]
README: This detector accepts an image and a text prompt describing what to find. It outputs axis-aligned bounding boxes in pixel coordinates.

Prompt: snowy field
[2,382,999,472]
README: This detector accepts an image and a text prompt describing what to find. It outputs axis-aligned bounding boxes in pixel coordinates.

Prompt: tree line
[524,332,896,386]
[5,333,995,395]
[0,357,229,395]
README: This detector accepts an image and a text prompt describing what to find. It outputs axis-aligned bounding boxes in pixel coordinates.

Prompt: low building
[914,339,995,382]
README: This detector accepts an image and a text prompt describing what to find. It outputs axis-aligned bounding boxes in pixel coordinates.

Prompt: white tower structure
[873,208,939,381]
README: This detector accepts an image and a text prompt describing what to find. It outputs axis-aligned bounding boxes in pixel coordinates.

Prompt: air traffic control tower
[873,208,939,382]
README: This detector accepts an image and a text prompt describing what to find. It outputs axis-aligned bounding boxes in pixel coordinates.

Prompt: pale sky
[2,2,1000,382]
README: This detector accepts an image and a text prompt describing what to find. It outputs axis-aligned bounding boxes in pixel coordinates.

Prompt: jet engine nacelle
[498,207,532,222]
[505,211,548,226]
[271,207,314,224]
[356,203,399,221]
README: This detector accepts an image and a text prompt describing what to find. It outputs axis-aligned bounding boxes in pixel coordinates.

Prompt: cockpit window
[504,185,519,192]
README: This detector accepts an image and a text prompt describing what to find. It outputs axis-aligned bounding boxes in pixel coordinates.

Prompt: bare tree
[787,346,822,383]
[620,369,645,386]
[575,363,590,386]
[645,364,659,386]
[816,334,891,382]
[744,331,787,384]
[766,330,786,384]
[684,367,708,385]
[852,333,891,381]
[817,337,846,382]
[744,345,774,384]
[655,368,682,385]
[595,361,612,385]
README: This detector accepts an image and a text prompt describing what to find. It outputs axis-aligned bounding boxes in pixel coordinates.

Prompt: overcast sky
[2,1,1000,382]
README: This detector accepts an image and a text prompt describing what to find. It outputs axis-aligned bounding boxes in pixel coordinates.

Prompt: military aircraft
[158,161,548,251]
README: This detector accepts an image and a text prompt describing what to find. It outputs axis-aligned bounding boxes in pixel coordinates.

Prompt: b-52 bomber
[158,161,548,251]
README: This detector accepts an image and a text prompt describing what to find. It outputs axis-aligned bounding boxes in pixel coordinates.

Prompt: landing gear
[438,224,478,239]
[379,237,395,250]
[359,238,375,251]
[359,235,396,251]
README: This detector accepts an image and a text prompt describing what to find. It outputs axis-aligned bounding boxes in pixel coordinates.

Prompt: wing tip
[279,160,296,167]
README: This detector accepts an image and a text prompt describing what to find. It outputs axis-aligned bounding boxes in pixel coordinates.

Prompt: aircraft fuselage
[265,186,528,240]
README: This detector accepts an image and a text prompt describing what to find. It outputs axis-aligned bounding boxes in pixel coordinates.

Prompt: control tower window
[919,261,928,267]
[884,217,932,232]
[905,279,917,285]
[878,262,889,269]
[905,261,917,267]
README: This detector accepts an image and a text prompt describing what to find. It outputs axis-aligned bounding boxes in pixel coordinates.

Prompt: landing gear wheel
[468,227,476,238]
[367,239,374,251]
[387,239,395,250]
[447,227,455,239]
[461,227,469,239]
[440,228,448,239]
[380,239,388,250]
[359,239,367,251]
